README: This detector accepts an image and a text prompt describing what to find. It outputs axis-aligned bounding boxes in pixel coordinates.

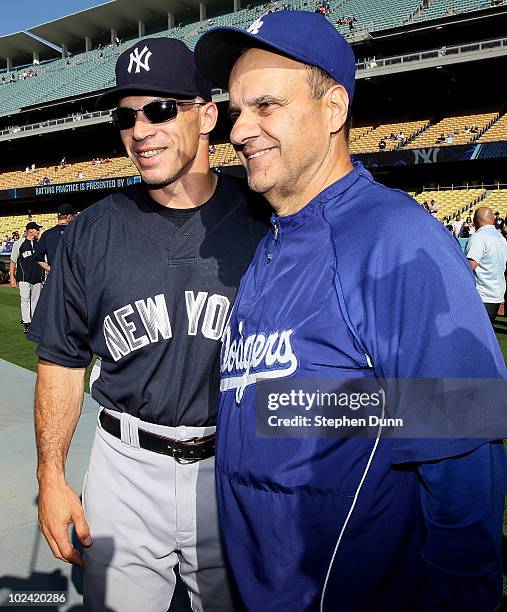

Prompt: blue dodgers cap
[194,11,356,103]
[97,37,212,109]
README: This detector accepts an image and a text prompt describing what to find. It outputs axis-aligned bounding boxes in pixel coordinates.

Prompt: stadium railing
[0,110,110,138]
[356,36,507,72]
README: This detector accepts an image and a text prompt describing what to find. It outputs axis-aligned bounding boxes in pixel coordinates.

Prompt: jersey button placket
[267,220,279,262]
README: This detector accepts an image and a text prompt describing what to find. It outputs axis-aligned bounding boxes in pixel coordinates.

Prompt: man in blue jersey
[34,203,76,273]
[195,12,507,611]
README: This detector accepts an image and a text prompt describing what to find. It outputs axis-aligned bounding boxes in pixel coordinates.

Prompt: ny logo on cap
[127,46,153,73]
[247,17,264,35]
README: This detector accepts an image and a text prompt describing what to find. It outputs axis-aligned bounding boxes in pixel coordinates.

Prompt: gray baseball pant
[82,408,237,612]
[18,281,42,323]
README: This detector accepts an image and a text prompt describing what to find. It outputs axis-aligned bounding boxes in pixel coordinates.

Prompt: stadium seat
[477,112,507,143]
[405,112,498,149]
[350,119,430,153]
[481,190,507,218]
[0,212,58,242]
[414,188,486,220]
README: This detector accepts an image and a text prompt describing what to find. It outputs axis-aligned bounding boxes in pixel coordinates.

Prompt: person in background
[460,215,475,238]
[9,221,45,333]
[466,206,507,324]
[494,211,504,232]
[451,214,463,237]
[35,204,77,273]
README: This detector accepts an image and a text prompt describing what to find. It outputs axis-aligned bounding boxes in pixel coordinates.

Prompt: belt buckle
[168,438,200,465]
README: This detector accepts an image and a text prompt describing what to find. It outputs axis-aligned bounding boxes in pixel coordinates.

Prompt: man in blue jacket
[34,203,76,273]
[195,12,507,611]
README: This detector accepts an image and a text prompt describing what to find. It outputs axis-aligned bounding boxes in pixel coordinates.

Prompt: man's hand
[35,360,87,567]
[38,479,92,567]
[37,261,51,273]
[10,279,16,288]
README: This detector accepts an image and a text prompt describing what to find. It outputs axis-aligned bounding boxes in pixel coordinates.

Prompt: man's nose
[132,113,157,140]
[230,112,262,147]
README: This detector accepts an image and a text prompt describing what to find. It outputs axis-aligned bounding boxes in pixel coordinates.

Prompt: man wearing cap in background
[29,37,267,611]
[195,11,507,611]
[10,221,45,333]
[35,203,77,273]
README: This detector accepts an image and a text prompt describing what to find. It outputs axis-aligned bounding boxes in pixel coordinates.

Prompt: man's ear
[326,85,349,135]
[200,102,218,135]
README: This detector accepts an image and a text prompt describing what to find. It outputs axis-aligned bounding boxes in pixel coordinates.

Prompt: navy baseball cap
[57,203,76,216]
[194,11,356,103]
[26,221,42,230]
[97,37,212,109]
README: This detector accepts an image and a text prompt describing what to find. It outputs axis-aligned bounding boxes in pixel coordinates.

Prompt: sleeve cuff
[36,346,91,369]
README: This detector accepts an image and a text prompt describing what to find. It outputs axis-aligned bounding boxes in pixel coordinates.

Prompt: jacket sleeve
[417,441,505,611]
[336,199,507,462]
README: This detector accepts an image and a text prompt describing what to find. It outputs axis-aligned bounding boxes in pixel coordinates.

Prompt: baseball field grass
[2,285,507,602]
[0,286,95,392]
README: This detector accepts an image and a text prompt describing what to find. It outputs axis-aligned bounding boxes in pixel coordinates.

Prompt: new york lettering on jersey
[104,291,230,361]
[29,174,268,426]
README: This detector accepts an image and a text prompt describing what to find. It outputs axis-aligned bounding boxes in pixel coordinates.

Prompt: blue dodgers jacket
[217,163,507,611]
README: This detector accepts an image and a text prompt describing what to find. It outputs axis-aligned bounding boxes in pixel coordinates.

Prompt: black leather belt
[99,411,216,464]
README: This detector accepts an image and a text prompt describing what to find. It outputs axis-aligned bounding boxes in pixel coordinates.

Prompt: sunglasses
[112,99,206,130]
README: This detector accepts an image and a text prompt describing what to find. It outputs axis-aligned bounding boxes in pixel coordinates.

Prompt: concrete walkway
[0,360,191,611]
[0,359,97,610]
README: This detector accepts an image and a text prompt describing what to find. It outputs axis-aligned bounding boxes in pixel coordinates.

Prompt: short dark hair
[305,65,351,142]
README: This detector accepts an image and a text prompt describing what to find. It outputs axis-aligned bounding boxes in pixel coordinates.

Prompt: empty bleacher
[482,189,507,217]
[414,187,486,219]
[412,0,493,23]
[330,0,423,33]
[0,213,59,242]
[0,156,138,191]
[209,143,240,167]
[349,125,374,142]
[405,112,498,149]
[477,112,507,143]
[0,145,246,192]
[350,119,430,153]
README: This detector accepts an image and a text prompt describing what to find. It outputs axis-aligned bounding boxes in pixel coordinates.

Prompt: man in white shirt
[452,214,463,237]
[466,207,507,324]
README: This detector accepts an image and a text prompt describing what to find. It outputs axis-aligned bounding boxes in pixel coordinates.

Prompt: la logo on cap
[247,17,264,35]
[127,46,152,73]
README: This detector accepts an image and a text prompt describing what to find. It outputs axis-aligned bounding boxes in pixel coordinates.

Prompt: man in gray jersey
[30,37,267,612]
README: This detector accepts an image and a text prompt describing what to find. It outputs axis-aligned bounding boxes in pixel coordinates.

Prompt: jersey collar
[114,176,230,254]
[271,161,369,231]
